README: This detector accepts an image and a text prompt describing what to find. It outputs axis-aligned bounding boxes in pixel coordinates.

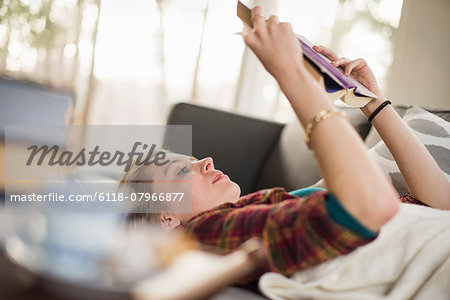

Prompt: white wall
[387,0,450,108]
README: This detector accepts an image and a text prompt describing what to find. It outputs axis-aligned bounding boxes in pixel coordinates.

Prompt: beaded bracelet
[304,110,344,148]
[367,100,391,123]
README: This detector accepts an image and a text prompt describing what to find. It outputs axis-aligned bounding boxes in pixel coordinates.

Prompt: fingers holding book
[250,5,265,28]
[312,45,339,61]
[338,58,368,76]
[327,56,368,78]
[267,15,280,27]
[243,6,306,80]
[313,45,364,76]
[313,45,354,73]
[313,44,384,109]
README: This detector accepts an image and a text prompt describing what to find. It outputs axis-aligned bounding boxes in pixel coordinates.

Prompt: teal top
[289,187,378,239]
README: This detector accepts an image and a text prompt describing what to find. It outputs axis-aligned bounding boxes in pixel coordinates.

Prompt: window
[0,0,403,125]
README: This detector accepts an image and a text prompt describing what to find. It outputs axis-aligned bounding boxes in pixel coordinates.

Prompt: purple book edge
[297,35,377,98]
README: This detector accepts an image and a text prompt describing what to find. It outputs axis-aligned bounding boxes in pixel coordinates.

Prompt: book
[237,1,377,107]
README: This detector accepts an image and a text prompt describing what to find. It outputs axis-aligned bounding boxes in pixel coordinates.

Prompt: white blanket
[259,204,450,300]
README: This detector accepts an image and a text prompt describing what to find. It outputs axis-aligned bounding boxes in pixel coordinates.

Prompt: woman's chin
[217,180,241,203]
[229,181,241,202]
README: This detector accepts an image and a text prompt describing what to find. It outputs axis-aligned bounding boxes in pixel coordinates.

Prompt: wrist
[276,63,316,93]
[361,95,386,118]
[275,60,310,84]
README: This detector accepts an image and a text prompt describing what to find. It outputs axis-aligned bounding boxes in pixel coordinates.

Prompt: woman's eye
[178,166,188,176]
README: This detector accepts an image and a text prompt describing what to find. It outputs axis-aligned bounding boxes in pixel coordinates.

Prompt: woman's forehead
[165,153,198,161]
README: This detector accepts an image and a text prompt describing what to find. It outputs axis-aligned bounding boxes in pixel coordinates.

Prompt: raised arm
[314,46,450,210]
[243,7,400,231]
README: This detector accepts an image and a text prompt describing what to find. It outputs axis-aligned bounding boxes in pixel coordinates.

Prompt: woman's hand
[243,6,307,82]
[312,45,383,98]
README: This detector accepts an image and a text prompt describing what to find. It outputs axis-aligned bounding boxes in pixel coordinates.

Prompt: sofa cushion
[368,106,450,195]
[365,105,450,148]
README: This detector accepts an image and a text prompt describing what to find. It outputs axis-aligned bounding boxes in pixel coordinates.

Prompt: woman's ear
[160,214,181,232]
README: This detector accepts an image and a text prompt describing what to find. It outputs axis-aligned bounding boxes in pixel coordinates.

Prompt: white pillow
[368,106,450,195]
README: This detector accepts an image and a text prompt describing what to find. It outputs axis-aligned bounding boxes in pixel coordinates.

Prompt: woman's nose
[198,157,214,174]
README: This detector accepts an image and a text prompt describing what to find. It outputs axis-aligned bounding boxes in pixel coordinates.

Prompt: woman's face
[149,153,241,222]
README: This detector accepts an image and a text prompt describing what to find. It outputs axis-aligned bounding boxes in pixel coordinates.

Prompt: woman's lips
[212,171,227,184]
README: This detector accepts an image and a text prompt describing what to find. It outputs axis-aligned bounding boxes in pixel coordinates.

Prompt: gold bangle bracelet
[304,110,344,148]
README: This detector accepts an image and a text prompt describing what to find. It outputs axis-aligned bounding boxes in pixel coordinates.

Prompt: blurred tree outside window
[0,0,403,125]
[0,0,101,125]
